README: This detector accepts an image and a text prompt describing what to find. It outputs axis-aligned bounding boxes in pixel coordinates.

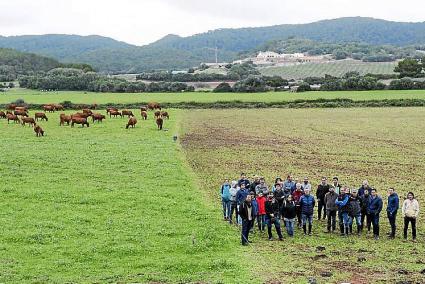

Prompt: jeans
[265,215,283,239]
[404,217,417,239]
[222,199,231,218]
[338,210,344,234]
[326,209,337,231]
[318,199,326,219]
[229,202,238,223]
[342,212,350,227]
[387,211,397,237]
[241,219,253,245]
[301,213,313,225]
[371,213,380,237]
[284,218,295,236]
[257,214,266,231]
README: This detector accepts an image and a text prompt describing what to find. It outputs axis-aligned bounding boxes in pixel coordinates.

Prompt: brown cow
[90,104,98,110]
[122,110,134,118]
[71,117,89,127]
[60,114,72,126]
[92,113,105,123]
[156,117,163,130]
[34,124,44,137]
[35,112,48,121]
[82,109,93,115]
[141,111,148,120]
[21,117,36,127]
[154,111,161,119]
[43,105,55,112]
[0,111,6,119]
[140,106,147,112]
[14,110,28,117]
[6,113,20,124]
[7,104,17,111]
[54,104,64,111]
[126,117,137,129]
[72,112,91,119]
[147,102,161,110]
[109,110,122,118]
[106,107,118,114]
[161,111,169,120]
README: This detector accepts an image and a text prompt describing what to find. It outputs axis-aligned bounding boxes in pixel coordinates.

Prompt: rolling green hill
[1,17,425,72]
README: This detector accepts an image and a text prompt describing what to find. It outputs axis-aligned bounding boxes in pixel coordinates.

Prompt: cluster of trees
[214,75,289,93]
[19,68,194,92]
[320,72,386,91]
[136,71,238,82]
[394,58,425,78]
[389,78,425,90]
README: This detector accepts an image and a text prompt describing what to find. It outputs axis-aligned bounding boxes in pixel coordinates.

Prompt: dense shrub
[213,82,233,92]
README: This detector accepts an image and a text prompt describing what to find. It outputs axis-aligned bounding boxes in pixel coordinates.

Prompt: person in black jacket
[281,195,297,237]
[316,177,330,220]
[273,183,285,217]
[265,193,283,241]
[360,189,371,233]
[348,189,362,235]
[239,195,255,245]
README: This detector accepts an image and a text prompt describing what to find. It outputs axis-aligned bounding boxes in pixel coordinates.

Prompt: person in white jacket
[402,192,419,242]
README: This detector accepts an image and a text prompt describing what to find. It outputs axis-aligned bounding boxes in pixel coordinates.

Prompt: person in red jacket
[256,192,267,232]
[292,183,304,228]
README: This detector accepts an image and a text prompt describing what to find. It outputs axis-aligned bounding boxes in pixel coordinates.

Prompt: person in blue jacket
[368,188,383,240]
[220,179,231,221]
[299,188,315,235]
[237,173,251,188]
[236,182,249,205]
[335,187,350,236]
[386,187,399,239]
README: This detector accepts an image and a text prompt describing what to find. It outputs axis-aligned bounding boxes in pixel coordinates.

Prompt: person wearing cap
[238,173,251,188]
[239,194,255,245]
[229,181,239,224]
[265,192,283,241]
[281,194,297,237]
[316,177,330,220]
[358,180,372,197]
[220,179,232,221]
[335,187,350,236]
[293,183,304,228]
[255,177,269,196]
[302,177,312,191]
[402,192,419,242]
[332,176,342,195]
[360,189,371,233]
[299,188,315,235]
[349,188,362,235]
[256,192,267,232]
[368,188,383,240]
[386,187,399,239]
[324,186,338,233]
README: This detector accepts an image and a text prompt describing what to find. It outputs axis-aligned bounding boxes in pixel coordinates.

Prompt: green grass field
[181,108,425,283]
[2,88,425,105]
[0,110,256,283]
[259,60,397,79]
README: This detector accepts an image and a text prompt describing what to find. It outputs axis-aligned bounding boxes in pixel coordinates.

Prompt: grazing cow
[82,109,93,115]
[126,117,137,129]
[161,111,169,119]
[6,113,20,124]
[90,104,98,110]
[140,106,147,112]
[21,117,36,127]
[92,113,105,123]
[0,111,6,119]
[43,105,55,112]
[122,110,134,118]
[14,110,28,117]
[7,104,17,111]
[71,117,89,127]
[35,112,48,121]
[106,107,118,114]
[72,112,91,119]
[156,117,163,130]
[109,110,122,118]
[154,111,161,119]
[54,104,64,111]
[34,124,44,137]
[59,113,72,126]
[147,102,161,110]
[141,111,148,120]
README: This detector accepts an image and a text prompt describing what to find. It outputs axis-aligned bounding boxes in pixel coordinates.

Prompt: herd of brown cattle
[1,102,167,137]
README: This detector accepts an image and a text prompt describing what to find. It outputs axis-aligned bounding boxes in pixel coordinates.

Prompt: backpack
[221,184,231,201]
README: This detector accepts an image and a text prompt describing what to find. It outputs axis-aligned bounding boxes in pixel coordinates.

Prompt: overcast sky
[1,0,424,46]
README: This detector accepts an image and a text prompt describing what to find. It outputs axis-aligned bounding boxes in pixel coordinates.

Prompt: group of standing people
[219,174,420,246]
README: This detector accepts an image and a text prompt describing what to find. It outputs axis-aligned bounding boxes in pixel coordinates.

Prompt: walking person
[402,192,419,242]
[229,181,239,224]
[293,184,304,227]
[335,187,350,236]
[256,192,267,232]
[299,188,315,235]
[220,179,231,221]
[265,192,283,241]
[281,195,297,237]
[317,177,330,220]
[239,195,255,245]
[324,186,338,233]
[386,188,399,239]
[368,188,383,240]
